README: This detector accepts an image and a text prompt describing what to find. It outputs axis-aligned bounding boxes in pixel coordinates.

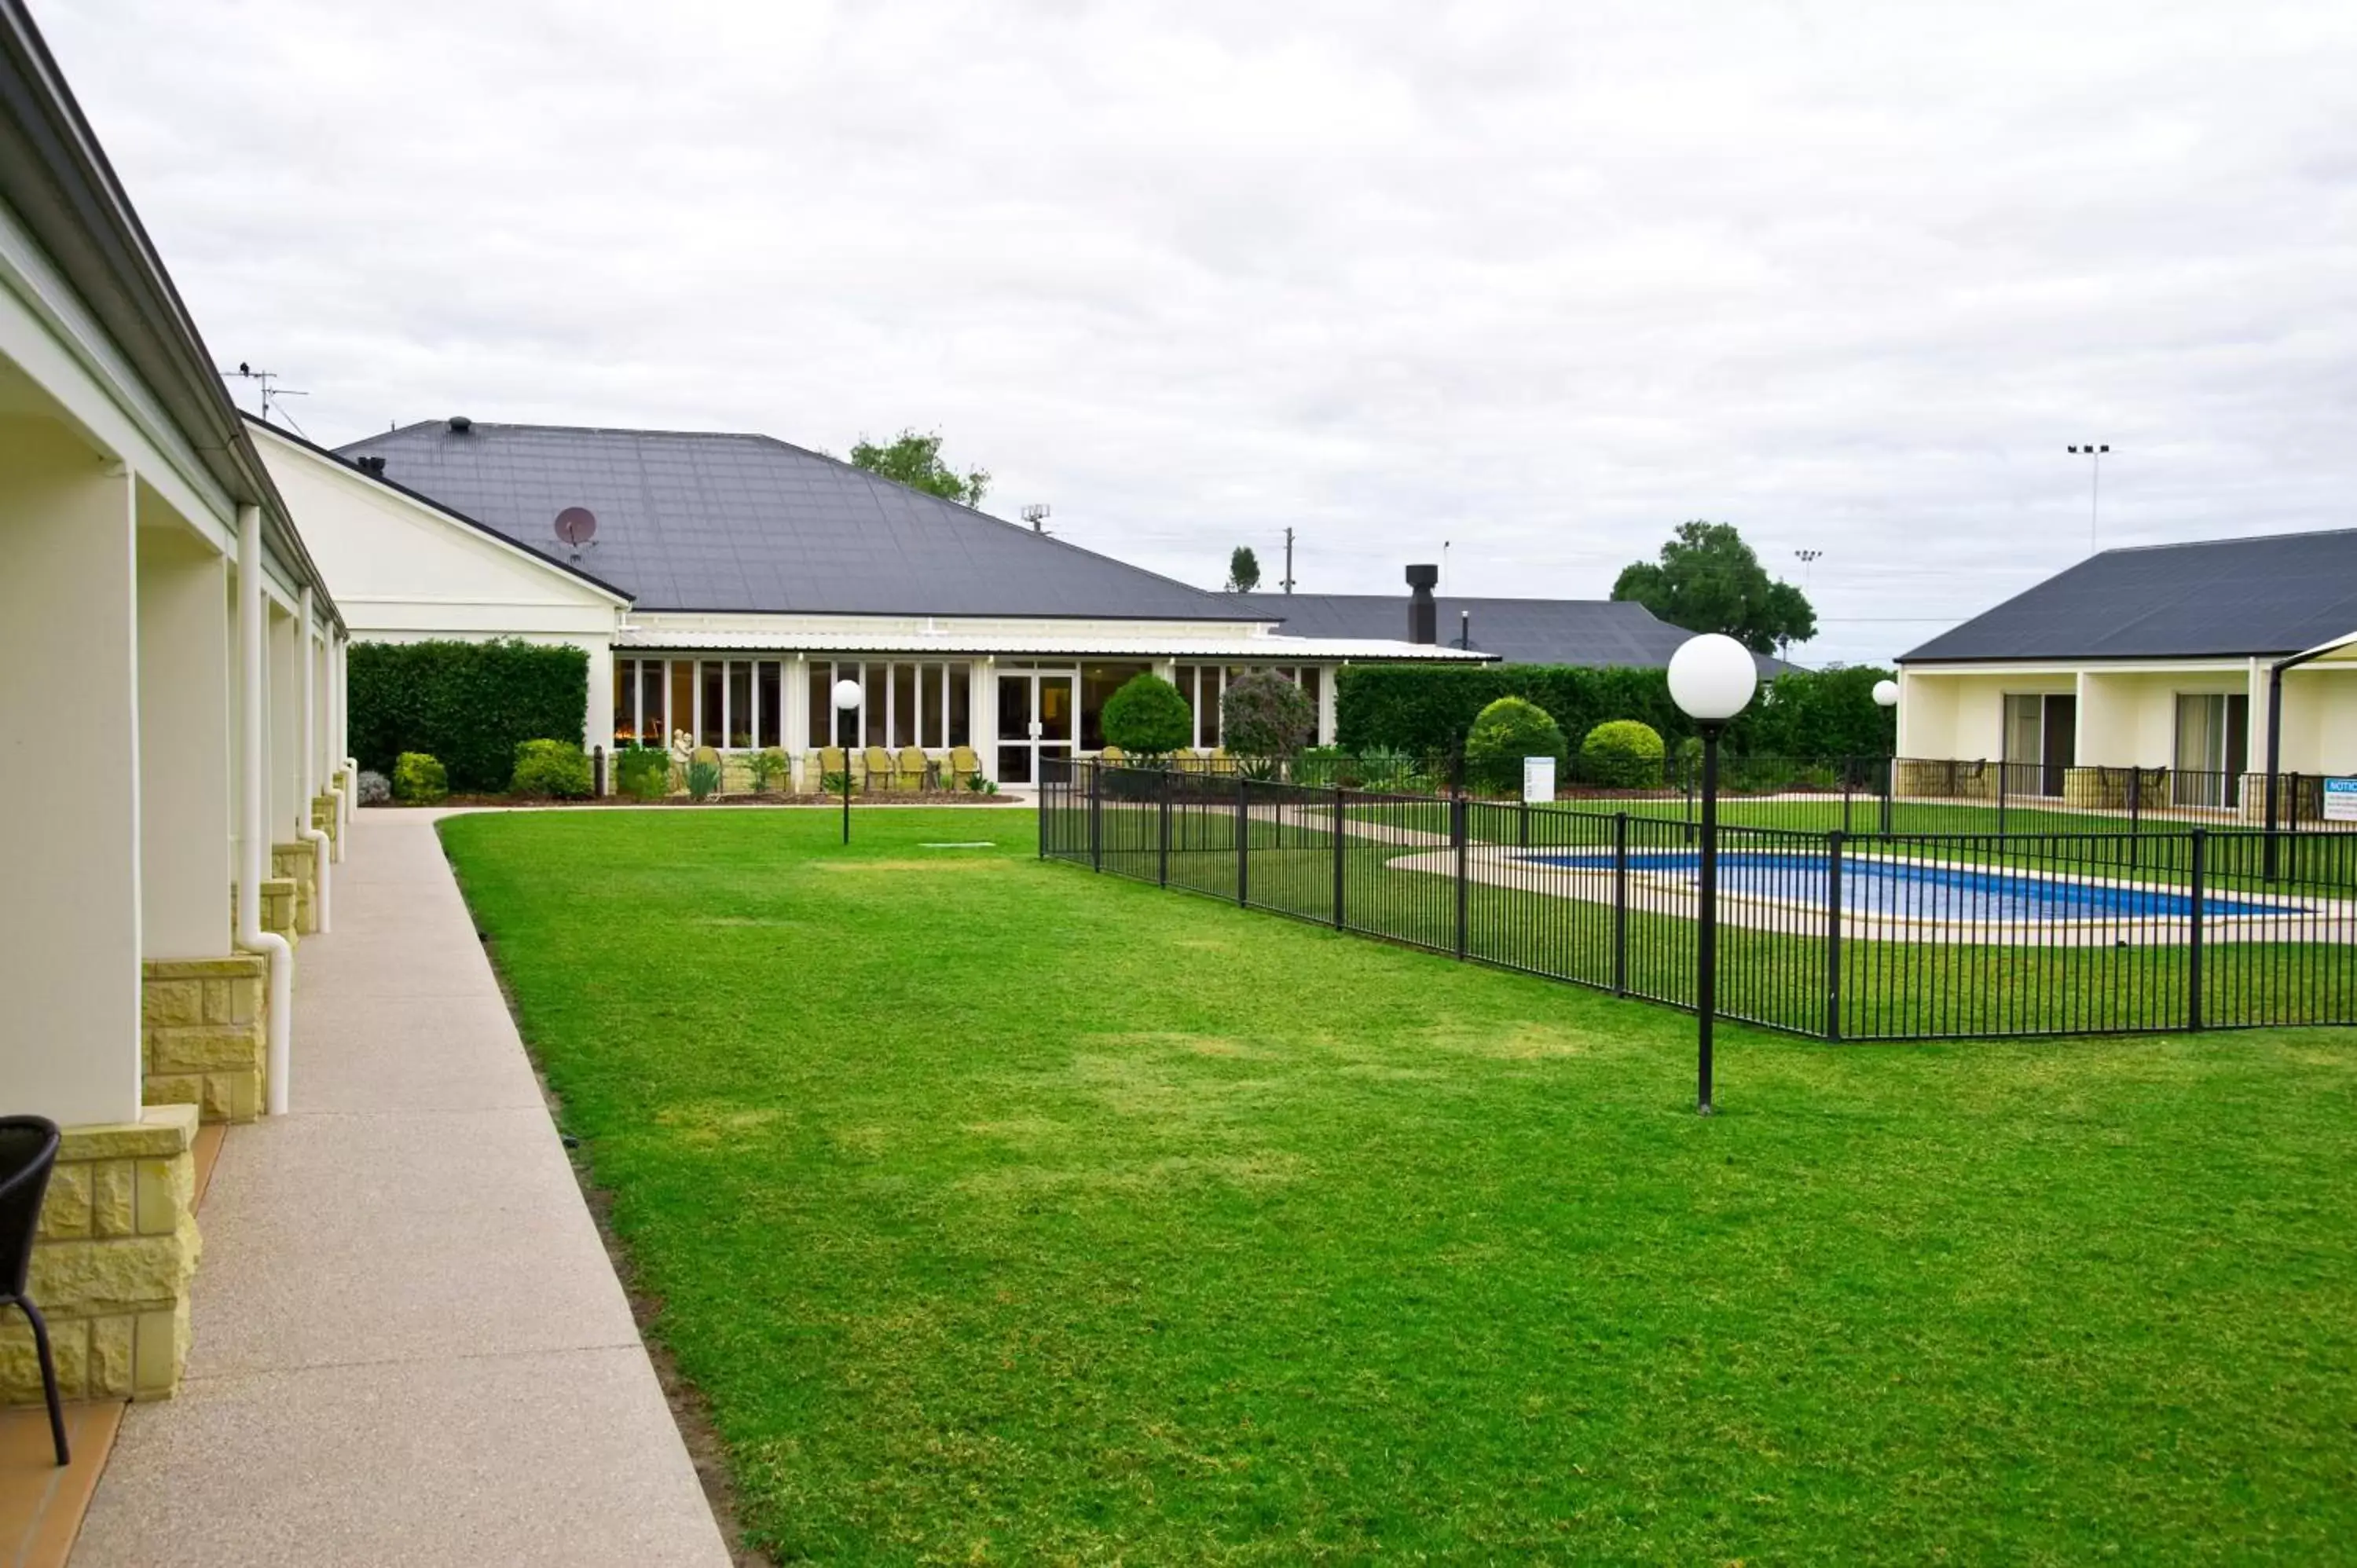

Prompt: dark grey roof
[333,421,1243,621]
[1900,529,2357,663]
[1233,593,1792,672]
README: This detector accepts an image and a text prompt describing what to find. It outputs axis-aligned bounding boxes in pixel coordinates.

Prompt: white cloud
[39,0,2357,662]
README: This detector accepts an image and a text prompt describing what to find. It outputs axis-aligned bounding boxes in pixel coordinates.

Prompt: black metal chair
[0,1116,67,1465]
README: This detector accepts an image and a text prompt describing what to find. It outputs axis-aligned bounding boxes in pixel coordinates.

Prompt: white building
[1895,531,2357,817]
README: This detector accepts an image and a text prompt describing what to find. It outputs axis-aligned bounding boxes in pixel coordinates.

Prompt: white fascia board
[0,200,234,549]
[339,597,617,639]
[2287,628,2357,664]
[617,615,1486,661]
[252,423,632,609]
[626,610,1281,643]
[1901,657,2260,679]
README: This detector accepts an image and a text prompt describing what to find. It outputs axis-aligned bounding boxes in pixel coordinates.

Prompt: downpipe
[234,505,294,1116]
[297,588,332,933]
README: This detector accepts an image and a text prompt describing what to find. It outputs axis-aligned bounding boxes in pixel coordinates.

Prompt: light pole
[833,678,861,843]
[1872,679,1900,835]
[2067,444,2110,552]
[1669,634,1759,1116]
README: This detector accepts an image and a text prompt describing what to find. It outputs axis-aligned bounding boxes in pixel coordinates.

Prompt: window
[638,661,665,745]
[669,662,693,749]
[2002,693,2075,797]
[1175,663,1328,749]
[757,661,782,749]
[948,665,970,746]
[2174,693,2249,808]
[893,663,918,746]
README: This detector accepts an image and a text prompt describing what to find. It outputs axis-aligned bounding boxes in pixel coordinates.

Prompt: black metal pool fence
[1040,762,2357,1042]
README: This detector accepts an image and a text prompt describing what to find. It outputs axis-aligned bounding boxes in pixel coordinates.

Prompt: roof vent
[448,415,472,434]
[356,456,387,477]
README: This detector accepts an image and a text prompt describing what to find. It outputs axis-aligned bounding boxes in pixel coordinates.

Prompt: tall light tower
[2067,444,2110,553]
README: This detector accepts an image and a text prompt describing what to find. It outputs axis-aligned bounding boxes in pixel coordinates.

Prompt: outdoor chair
[946,746,981,789]
[806,747,845,793]
[1098,745,1126,766]
[0,1115,68,1465]
[862,746,895,793]
[896,746,932,792]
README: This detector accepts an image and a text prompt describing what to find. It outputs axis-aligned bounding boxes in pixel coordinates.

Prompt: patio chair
[862,746,895,793]
[945,746,981,790]
[896,746,932,792]
[1098,745,1126,767]
[0,1116,68,1465]
[805,748,841,793]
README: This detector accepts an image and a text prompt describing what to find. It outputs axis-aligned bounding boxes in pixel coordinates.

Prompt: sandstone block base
[0,1105,200,1404]
[143,955,268,1123]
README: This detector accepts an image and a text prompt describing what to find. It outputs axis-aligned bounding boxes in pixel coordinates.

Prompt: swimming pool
[1520,849,2304,921]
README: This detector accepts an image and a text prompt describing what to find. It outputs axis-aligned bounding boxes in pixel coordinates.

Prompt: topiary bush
[616,746,671,801]
[1578,720,1666,789]
[1222,672,1316,760]
[1463,697,1567,793]
[1101,673,1193,758]
[510,738,593,799]
[348,639,589,793]
[356,769,390,805]
[392,752,448,804]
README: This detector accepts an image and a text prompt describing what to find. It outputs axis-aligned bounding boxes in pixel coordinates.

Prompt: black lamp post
[1668,634,1759,1116]
[832,678,861,844]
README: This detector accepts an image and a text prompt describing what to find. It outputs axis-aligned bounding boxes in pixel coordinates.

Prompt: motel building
[1893,530,2357,818]
[255,418,1497,786]
[0,6,350,1412]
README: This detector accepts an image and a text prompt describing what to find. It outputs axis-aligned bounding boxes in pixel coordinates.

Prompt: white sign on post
[2324,776,2357,822]
[1523,756,1557,804]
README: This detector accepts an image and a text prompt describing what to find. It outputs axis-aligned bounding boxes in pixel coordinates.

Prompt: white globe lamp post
[1667,634,1759,1116]
[1871,679,1900,832]
[832,678,862,842]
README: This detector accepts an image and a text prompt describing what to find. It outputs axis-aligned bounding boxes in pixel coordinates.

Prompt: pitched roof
[1899,529,2357,664]
[334,421,1248,621]
[1232,593,1792,672]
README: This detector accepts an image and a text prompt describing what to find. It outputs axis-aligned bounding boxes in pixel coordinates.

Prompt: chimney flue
[1406,562,1439,645]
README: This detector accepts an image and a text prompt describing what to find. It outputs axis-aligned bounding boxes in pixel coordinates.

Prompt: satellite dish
[554,507,598,551]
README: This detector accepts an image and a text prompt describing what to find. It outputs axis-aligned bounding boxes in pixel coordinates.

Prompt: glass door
[995,671,1079,785]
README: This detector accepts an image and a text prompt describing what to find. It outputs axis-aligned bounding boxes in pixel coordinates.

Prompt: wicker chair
[895,747,932,792]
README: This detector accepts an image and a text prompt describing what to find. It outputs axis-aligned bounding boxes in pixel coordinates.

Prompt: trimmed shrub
[348,639,589,794]
[392,752,447,804]
[1101,673,1193,757]
[616,746,671,801]
[510,738,593,799]
[1579,720,1666,788]
[1222,672,1316,760]
[1463,697,1567,793]
[356,769,390,805]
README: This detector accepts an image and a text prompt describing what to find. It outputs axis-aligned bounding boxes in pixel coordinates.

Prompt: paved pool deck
[75,811,733,1566]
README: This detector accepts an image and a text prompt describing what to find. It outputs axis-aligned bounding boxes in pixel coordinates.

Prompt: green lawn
[442,808,2357,1565]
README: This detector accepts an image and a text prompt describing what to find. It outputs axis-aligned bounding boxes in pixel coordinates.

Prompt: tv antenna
[1281,526,1296,594]
[221,362,309,428]
[553,507,599,559]
[1793,548,1823,587]
[1021,503,1051,535]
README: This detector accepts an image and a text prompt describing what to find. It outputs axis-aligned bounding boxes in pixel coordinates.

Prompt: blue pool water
[1521,850,2304,921]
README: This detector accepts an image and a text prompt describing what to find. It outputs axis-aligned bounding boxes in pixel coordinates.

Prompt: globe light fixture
[1667,633,1760,1116]
[1872,680,1900,833]
[833,679,862,842]
[1871,679,1898,709]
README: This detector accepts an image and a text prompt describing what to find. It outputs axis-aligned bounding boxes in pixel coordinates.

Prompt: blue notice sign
[2325,776,2357,822]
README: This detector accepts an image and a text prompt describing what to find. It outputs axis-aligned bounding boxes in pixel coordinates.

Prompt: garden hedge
[1336,661,1897,761]
[349,639,589,793]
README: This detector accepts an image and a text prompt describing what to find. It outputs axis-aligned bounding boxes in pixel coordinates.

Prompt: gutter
[234,505,293,1114]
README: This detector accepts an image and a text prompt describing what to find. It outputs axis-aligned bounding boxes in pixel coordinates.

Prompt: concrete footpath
[76,813,732,1566]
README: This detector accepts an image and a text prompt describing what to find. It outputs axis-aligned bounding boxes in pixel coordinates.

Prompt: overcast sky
[40,0,2357,664]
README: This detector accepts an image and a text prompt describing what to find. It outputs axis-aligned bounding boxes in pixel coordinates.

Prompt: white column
[976,658,999,780]
[269,601,301,841]
[0,427,141,1126]
[1318,663,1340,746]
[137,525,233,959]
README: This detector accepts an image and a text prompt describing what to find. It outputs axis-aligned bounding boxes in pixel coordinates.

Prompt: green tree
[847,429,989,507]
[1226,547,1262,592]
[1611,521,1816,654]
[1222,672,1315,760]
[1101,673,1193,757]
